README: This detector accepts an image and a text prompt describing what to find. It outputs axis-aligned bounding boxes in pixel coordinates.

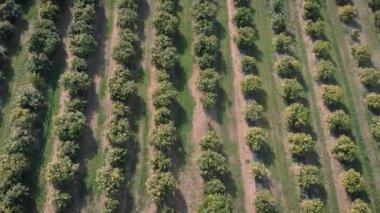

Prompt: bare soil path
[225,0,255,212]
[291,1,351,211]
[325,0,380,204]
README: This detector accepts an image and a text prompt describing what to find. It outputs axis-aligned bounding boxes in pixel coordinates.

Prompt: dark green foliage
[108,67,137,102]
[60,71,90,97]
[234,7,254,28]
[46,157,79,188]
[55,111,87,141]
[198,151,228,180]
[236,27,256,50]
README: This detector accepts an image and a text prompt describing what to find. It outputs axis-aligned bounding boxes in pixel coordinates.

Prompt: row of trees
[0,0,22,88]
[197,130,233,212]
[95,0,139,212]
[232,0,277,212]
[303,0,370,211]
[0,0,63,211]
[46,0,98,211]
[147,0,179,210]
[272,1,325,211]
[340,1,380,143]
[192,0,220,109]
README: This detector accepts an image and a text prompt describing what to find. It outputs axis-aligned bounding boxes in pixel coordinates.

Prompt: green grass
[0,1,38,141]
[174,0,195,166]
[320,0,380,210]
[253,0,301,212]
[216,1,245,211]
[284,1,340,212]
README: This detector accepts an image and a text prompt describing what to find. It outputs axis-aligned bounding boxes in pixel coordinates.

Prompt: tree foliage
[285,103,310,129]
[288,133,314,156]
[245,127,267,152]
[327,110,351,134]
[341,169,365,194]
[332,135,357,163]
[254,190,276,213]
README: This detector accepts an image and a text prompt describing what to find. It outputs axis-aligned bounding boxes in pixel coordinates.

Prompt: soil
[225,0,256,212]
[293,0,351,212]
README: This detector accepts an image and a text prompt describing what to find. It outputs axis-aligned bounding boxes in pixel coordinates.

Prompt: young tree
[152,81,177,108]
[60,71,90,97]
[350,199,371,213]
[69,33,97,58]
[358,68,380,86]
[46,157,79,188]
[352,44,371,67]
[200,130,222,152]
[234,7,254,28]
[338,5,358,23]
[332,135,357,163]
[152,35,177,71]
[245,101,264,123]
[52,191,71,212]
[251,162,267,180]
[288,133,314,156]
[55,111,86,141]
[236,27,256,50]
[108,67,137,102]
[149,122,177,152]
[107,118,132,147]
[365,92,380,112]
[153,11,179,36]
[285,103,310,129]
[275,55,301,77]
[245,127,267,152]
[313,40,330,59]
[193,34,218,58]
[371,117,380,141]
[241,56,257,73]
[301,199,324,213]
[315,60,336,81]
[305,20,325,39]
[271,14,287,34]
[254,190,276,213]
[272,33,292,53]
[241,74,262,96]
[96,165,124,195]
[321,85,343,106]
[327,110,351,133]
[341,169,365,194]
[303,0,320,21]
[198,150,228,179]
[154,107,172,125]
[297,165,320,189]
[147,172,176,203]
[151,150,172,172]
[199,194,233,213]
[197,69,219,93]
[280,79,303,102]
[203,179,226,195]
